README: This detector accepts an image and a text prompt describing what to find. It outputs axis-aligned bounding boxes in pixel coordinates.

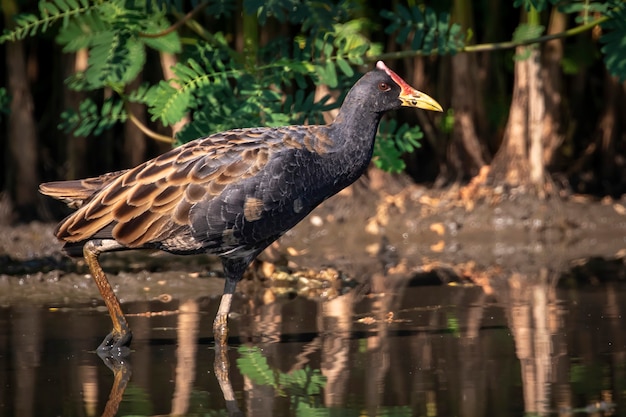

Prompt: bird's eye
[378,82,390,92]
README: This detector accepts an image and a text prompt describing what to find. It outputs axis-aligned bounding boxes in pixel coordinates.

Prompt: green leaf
[422,8,437,54]
[206,0,237,18]
[236,347,277,388]
[147,80,193,126]
[59,97,126,137]
[84,30,145,88]
[56,11,109,52]
[374,119,424,173]
[513,47,533,61]
[0,87,11,116]
[374,136,406,173]
[315,61,338,88]
[335,56,354,77]
[140,17,182,53]
[600,3,626,81]
[244,0,307,25]
[381,5,464,55]
[514,0,550,12]
[437,12,451,55]
[1,0,92,43]
[512,23,545,43]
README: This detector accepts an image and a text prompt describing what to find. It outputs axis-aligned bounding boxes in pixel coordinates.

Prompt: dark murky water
[2,269,626,417]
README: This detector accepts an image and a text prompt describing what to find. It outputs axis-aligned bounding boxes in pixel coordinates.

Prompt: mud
[1,171,625,306]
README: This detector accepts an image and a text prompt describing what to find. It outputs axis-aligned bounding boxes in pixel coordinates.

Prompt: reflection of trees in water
[16,253,623,416]
[171,300,199,416]
[11,305,41,417]
[491,268,563,416]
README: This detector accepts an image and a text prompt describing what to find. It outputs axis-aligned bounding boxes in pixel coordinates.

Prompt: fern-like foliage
[558,0,614,22]
[0,0,91,43]
[513,0,555,12]
[146,56,226,127]
[236,347,278,389]
[237,346,326,409]
[171,57,339,144]
[600,2,626,81]
[62,3,180,90]
[243,0,308,25]
[4,0,451,172]
[374,120,424,173]
[59,97,126,137]
[381,5,465,55]
[0,88,10,117]
[511,23,546,60]
[3,0,181,91]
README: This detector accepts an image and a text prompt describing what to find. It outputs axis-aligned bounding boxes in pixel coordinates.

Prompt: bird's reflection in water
[96,352,131,417]
[214,345,243,417]
[82,262,623,417]
[95,342,243,417]
[92,293,245,417]
[93,275,361,417]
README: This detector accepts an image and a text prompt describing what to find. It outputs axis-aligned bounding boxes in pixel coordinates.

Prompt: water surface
[1,270,625,417]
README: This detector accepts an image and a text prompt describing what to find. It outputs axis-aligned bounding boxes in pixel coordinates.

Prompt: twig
[371,16,608,61]
[139,1,209,39]
[125,103,175,145]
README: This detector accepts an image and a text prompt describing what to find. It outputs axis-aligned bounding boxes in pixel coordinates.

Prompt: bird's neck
[330,104,383,153]
[323,105,383,185]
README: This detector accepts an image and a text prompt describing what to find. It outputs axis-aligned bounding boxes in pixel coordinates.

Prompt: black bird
[40,61,442,353]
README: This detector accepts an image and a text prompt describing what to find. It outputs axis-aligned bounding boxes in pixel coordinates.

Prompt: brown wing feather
[53,128,281,247]
[39,170,128,208]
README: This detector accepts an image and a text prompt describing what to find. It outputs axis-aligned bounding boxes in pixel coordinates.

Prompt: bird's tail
[39,170,128,209]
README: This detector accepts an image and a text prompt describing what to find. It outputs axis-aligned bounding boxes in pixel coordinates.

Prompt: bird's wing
[53,126,333,249]
[40,170,129,208]
[53,128,289,248]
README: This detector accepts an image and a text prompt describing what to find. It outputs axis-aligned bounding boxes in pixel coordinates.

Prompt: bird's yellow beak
[376,61,443,112]
[399,89,443,112]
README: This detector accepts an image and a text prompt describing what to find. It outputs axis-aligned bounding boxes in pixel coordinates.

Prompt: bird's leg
[213,341,242,415]
[213,292,233,346]
[83,240,132,355]
[214,258,248,346]
[97,349,132,417]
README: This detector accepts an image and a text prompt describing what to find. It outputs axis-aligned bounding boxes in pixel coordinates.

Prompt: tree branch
[139,1,209,39]
[125,104,175,145]
[372,16,608,61]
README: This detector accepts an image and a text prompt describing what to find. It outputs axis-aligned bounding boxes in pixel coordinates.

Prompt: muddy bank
[1,172,625,306]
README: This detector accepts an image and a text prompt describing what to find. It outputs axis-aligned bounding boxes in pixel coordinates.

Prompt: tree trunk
[490,6,547,195]
[489,45,545,194]
[123,74,147,167]
[314,84,339,124]
[64,49,89,179]
[449,0,487,181]
[405,56,446,184]
[478,0,509,155]
[5,39,39,219]
[594,72,620,195]
[160,52,190,138]
[541,8,567,167]
[528,47,545,189]
[450,52,488,180]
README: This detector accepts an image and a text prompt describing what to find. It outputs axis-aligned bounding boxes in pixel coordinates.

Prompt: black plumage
[40,61,442,353]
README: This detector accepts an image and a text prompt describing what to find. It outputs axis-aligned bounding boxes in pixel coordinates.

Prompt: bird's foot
[96,347,132,374]
[97,330,133,357]
[213,313,229,346]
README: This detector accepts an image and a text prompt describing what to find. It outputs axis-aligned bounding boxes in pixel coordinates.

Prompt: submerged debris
[243,266,358,303]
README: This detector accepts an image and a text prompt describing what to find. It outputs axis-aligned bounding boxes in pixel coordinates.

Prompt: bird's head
[376,61,443,112]
[348,61,443,114]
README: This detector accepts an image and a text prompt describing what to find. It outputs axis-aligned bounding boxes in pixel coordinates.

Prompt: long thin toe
[97,330,133,357]
[213,313,229,345]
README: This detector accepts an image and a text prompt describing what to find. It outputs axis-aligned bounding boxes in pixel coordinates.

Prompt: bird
[40,61,443,354]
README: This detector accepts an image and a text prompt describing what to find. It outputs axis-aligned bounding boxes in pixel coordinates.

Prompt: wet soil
[1,171,625,306]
